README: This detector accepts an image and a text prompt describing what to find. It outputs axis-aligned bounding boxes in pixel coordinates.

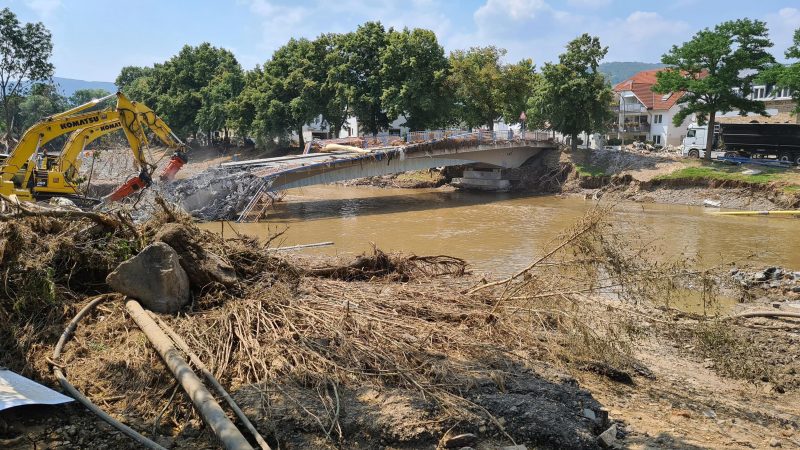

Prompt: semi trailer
[682,122,800,165]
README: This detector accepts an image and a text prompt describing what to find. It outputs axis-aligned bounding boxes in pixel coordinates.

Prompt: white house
[613,69,691,147]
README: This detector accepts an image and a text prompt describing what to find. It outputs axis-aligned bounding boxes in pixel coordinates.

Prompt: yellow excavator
[0,92,188,203]
[58,102,188,189]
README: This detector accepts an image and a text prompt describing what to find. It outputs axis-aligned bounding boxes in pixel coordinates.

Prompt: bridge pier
[451,168,513,192]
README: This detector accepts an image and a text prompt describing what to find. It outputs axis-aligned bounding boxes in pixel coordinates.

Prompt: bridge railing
[406,128,553,145]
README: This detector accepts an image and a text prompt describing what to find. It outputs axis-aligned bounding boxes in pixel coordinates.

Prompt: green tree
[344,22,389,136]
[116,44,241,138]
[68,88,112,107]
[250,38,321,148]
[196,68,244,141]
[498,59,539,126]
[653,19,775,161]
[761,28,800,114]
[527,34,613,151]
[448,46,504,130]
[380,27,451,130]
[115,66,152,92]
[0,7,54,137]
[314,33,351,138]
[16,83,66,132]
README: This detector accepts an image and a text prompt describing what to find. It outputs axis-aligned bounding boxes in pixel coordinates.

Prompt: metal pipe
[125,299,253,450]
[148,312,272,450]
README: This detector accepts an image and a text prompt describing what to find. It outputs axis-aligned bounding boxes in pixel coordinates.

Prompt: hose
[51,294,167,450]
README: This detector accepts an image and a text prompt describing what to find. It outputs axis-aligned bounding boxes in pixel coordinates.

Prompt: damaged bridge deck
[223,130,556,191]
[176,131,557,221]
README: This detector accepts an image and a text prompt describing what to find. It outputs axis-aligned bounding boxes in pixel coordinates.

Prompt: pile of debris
[730,266,800,294]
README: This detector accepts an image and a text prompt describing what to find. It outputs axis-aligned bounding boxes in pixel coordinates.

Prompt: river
[205,185,800,279]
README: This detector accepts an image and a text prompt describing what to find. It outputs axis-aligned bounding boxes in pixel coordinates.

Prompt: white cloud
[599,11,690,62]
[567,0,612,9]
[475,0,551,23]
[22,0,61,18]
[765,7,800,61]
[241,0,453,62]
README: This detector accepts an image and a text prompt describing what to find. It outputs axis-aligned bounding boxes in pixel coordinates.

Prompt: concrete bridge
[228,130,554,186]
[177,130,557,221]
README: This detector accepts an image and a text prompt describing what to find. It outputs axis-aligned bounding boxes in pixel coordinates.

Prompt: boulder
[155,223,238,288]
[106,242,190,314]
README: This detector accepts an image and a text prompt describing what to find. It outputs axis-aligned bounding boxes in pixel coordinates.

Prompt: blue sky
[5,0,800,82]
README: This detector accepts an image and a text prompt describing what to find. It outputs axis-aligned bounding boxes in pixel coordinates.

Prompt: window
[752,87,766,99]
[687,129,696,138]
[653,135,661,145]
[653,114,663,124]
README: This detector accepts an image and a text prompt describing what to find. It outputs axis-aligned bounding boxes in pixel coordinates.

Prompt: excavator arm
[134,103,188,182]
[56,101,189,186]
[0,92,156,201]
[58,118,123,179]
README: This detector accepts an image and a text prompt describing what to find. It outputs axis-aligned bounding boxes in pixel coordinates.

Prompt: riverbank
[0,201,798,449]
[552,148,800,210]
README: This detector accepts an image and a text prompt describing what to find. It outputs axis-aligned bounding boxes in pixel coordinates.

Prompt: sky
[4,0,800,82]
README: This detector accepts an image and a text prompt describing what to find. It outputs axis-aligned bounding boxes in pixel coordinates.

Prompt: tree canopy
[527,34,613,151]
[0,7,54,138]
[761,28,800,114]
[68,88,112,107]
[653,19,774,160]
[380,28,451,130]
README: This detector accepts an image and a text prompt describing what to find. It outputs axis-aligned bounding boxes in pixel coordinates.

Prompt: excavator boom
[0,92,164,202]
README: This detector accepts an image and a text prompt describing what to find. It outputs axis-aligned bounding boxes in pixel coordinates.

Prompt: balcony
[614,103,647,114]
[620,123,650,132]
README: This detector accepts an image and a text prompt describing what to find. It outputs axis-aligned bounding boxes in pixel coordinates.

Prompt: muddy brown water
[202,185,800,313]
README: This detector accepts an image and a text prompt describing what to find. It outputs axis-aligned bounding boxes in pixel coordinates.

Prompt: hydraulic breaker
[104,170,152,202]
[159,151,188,182]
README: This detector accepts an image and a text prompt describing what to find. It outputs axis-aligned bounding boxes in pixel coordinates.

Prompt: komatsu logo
[59,116,100,130]
[100,122,121,131]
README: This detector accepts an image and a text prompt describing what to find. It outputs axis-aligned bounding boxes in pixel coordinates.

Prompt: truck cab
[682,124,724,159]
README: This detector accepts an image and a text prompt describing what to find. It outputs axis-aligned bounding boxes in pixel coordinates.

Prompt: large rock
[155,223,238,288]
[106,242,190,314]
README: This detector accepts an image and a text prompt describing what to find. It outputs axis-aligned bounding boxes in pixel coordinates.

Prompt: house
[299,116,409,143]
[612,69,690,147]
[717,85,797,124]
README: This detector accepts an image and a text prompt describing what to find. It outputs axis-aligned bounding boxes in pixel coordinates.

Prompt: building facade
[613,69,690,147]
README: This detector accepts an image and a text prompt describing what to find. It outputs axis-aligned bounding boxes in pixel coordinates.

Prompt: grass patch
[574,163,606,177]
[654,163,793,185]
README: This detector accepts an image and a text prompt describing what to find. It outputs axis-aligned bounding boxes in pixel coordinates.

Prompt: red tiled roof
[613,69,684,111]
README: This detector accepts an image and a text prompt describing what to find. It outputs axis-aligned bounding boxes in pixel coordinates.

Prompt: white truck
[682,123,800,164]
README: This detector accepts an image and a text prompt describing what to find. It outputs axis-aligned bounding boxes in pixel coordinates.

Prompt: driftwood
[0,194,121,228]
[728,311,800,320]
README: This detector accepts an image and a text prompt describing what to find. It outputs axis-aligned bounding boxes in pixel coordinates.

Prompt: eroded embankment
[1,201,799,449]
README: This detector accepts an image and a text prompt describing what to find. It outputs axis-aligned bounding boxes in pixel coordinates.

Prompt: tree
[115,44,241,138]
[380,27,451,130]
[0,7,54,137]
[653,19,775,161]
[16,82,66,133]
[761,28,800,114]
[344,22,389,136]
[196,68,244,141]
[68,88,112,107]
[115,66,152,92]
[448,46,504,130]
[498,59,539,126]
[527,34,613,151]
[314,33,351,138]
[251,38,321,148]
